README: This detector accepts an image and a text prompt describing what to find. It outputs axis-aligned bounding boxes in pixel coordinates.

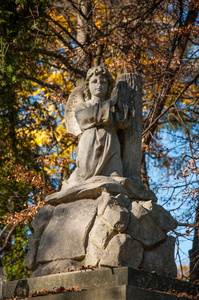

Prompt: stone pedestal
[0,261,7,300]
[26,183,177,278]
[2,267,199,300]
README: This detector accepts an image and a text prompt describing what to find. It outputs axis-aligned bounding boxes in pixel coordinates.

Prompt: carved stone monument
[26,66,178,278]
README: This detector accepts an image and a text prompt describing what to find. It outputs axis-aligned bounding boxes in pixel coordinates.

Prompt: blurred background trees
[0,0,198,281]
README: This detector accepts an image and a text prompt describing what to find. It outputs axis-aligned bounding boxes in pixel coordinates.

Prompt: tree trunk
[76,0,92,81]
[141,150,149,189]
[189,200,199,282]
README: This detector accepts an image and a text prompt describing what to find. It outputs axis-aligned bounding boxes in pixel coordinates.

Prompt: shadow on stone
[14,279,29,298]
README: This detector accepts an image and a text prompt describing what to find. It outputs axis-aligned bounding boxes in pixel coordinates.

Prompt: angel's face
[89,74,108,100]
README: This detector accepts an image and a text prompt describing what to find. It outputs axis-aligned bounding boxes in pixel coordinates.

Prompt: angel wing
[65,86,85,136]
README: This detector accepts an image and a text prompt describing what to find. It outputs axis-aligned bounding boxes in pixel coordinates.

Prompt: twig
[142,73,199,137]
[0,221,14,238]
[0,222,19,255]
[178,222,195,228]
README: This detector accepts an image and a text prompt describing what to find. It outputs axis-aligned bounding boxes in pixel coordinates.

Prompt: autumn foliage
[0,0,199,280]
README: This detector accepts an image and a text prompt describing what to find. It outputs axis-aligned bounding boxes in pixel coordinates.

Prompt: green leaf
[7,65,13,73]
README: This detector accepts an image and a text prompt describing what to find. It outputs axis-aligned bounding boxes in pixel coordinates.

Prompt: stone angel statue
[65,66,133,184]
[46,66,157,204]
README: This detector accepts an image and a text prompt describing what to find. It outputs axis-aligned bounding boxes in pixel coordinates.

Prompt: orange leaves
[0,200,45,256]
[177,160,198,180]
[4,200,45,226]
[7,163,54,194]
[8,285,81,299]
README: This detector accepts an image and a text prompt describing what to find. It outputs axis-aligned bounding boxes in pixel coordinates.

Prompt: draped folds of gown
[68,98,130,183]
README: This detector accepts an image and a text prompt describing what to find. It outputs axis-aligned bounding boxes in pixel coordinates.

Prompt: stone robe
[69,99,127,183]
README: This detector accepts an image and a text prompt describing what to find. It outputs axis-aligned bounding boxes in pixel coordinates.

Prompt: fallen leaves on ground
[4,285,82,299]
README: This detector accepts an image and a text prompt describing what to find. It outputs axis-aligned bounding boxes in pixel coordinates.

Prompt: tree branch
[178,222,195,228]
[142,73,199,137]
[0,222,19,255]
[20,72,62,91]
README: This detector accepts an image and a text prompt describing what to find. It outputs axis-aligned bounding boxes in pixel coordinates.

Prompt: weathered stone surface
[26,205,54,271]
[88,216,116,251]
[26,235,39,271]
[140,200,178,232]
[45,176,157,206]
[100,234,144,268]
[32,259,80,277]
[115,194,131,207]
[121,177,157,202]
[3,267,199,300]
[84,241,103,267]
[0,263,6,280]
[45,176,128,205]
[140,236,177,278]
[102,204,129,232]
[27,193,178,276]
[116,73,142,182]
[36,200,97,263]
[97,193,130,216]
[125,201,166,246]
[97,192,114,216]
[31,205,54,238]
[8,285,189,300]
[0,259,7,300]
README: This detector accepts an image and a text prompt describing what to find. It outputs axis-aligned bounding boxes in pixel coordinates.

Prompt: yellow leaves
[95,20,102,29]
[93,1,109,31]
[33,90,39,96]
[141,53,150,65]
[104,51,124,74]
[32,120,76,177]
[35,130,51,147]
[142,105,148,113]
[47,8,75,42]
[56,124,65,141]
[42,145,75,177]
[182,98,192,105]
[104,57,113,66]
[143,89,153,101]
[15,85,75,179]
[49,70,63,85]
[47,104,55,116]
[182,87,199,105]
[48,9,68,26]
[95,1,106,11]
[17,90,31,97]
[169,82,199,107]
[17,126,53,149]
[44,167,59,176]
[30,69,72,97]
[62,80,73,94]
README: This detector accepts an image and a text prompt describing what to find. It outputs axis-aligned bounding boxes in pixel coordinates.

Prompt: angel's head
[84,66,114,101]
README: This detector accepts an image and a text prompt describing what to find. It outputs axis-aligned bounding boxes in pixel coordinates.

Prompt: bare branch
[0,222,19,255]
[142,73,199,137]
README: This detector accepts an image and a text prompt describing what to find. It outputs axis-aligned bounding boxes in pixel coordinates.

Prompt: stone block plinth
[2,267,199,300]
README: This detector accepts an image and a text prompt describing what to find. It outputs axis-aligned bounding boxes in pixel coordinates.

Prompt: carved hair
[84,66,114,101]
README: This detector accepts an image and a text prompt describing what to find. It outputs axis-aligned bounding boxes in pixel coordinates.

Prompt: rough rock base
[26,191,178,278]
